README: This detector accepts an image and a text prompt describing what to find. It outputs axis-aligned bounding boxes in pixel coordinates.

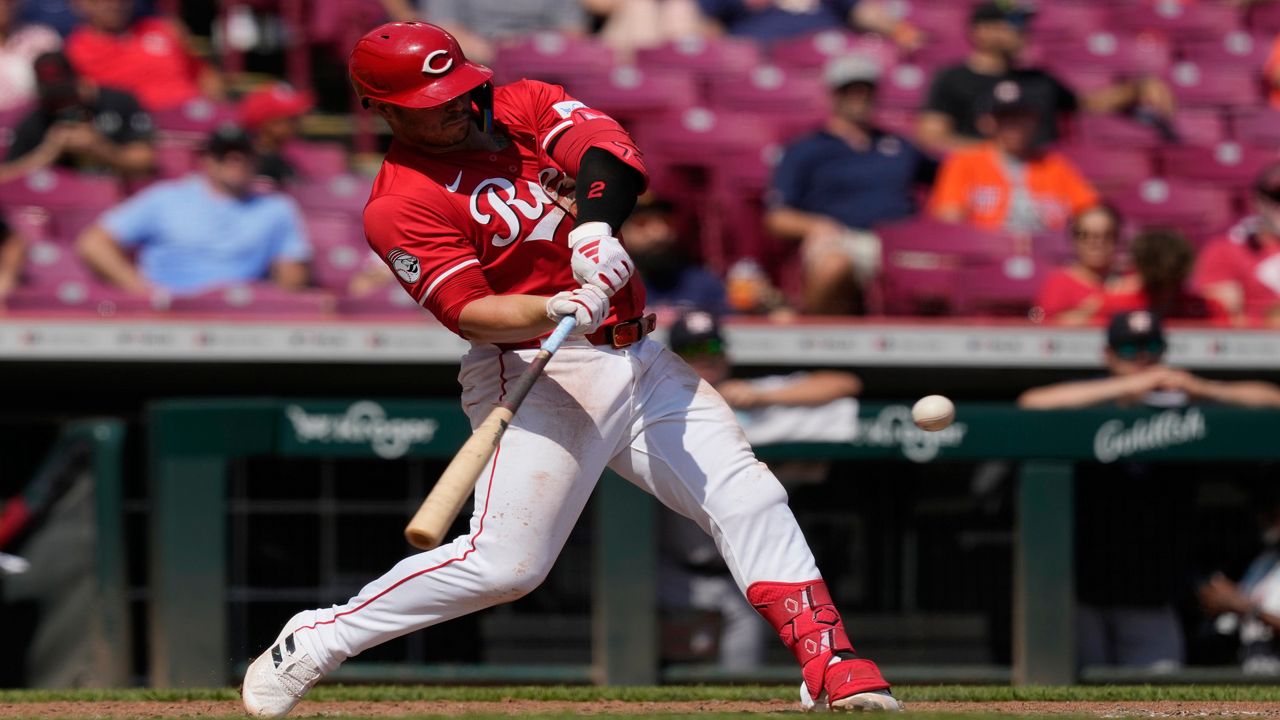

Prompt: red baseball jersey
[363,80,649,338]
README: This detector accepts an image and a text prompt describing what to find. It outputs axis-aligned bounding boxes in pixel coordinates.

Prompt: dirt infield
[3,700,1280,718]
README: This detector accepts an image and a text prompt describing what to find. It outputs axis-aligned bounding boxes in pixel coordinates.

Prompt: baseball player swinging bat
[404,314,578,550]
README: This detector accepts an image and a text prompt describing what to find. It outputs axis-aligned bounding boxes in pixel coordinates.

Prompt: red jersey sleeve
[1191,239,1237,291]
[363,194,493,335]
[507,79,648,184]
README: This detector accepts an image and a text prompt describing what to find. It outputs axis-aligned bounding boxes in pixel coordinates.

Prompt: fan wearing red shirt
[1103,228,1228,323]
[1035,205,1122,324]
[64,0,222,111]
[1192,163,1280,325]
[238,22,902,718]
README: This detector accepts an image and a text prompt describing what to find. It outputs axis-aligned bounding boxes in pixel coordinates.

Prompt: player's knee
[478,553,554,603]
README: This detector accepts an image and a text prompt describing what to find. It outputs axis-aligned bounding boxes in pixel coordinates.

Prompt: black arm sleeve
[573,146,645,232]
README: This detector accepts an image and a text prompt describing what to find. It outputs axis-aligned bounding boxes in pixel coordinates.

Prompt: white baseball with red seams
[243,27,900,713]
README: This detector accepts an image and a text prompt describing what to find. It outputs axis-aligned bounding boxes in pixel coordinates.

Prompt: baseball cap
[983,79,1034,117]
[824,53,881,90]
[32,52,79,108]
[203,124,257,158]
[969,0,1035,27]
[668,310,725,357]
[1106,310,1167,356]
[1253,162,1280,203]
[237,82,315,130]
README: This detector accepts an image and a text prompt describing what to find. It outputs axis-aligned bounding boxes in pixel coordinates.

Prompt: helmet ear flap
[471,82,494,133]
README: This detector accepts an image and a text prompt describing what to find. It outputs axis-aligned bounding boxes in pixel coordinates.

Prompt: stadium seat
[1036,31,1173,76]
[282,141,348,180]
[288,174,373,218]
[878,261,963,316]
[1231,108,1280,148]
[1076,113,1220,149]
[306,214,366,291]
[767,30,899,72]
[1115,1,1242,43]
[4,281,158,313]
[0,170,122,243]
[492,33,616,88]
[1057,143,1154,194]
[956,256,1044,317]
[635,37,762,86]
[570,66,698,124]
[1027,3,1113,41]
[893,1,969,40]
[167,284,335,315]
[23,239,93,286]
[876,63,931,109]
[1107,178,1236,240]
[1178,31,1272,70]
[875,218,1022,262]
[1247,1,1280,34]
[632,107,777,169]
[1157,142,1277,189]
[336,285,428,316]
[149,98,237,135]
[708,65,827,118]
[1165,61,1263,108]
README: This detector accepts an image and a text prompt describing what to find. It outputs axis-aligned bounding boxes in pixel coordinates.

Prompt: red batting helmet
[349,22,493,109]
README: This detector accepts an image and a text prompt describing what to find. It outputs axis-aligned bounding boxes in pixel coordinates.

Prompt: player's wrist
[568,221,613,248]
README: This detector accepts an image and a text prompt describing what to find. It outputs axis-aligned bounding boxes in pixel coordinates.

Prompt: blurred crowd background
[3,0,1280,326]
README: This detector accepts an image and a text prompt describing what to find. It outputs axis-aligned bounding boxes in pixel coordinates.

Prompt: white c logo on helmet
[422,49,454,75]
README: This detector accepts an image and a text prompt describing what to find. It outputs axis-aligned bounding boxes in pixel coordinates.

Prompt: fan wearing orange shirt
[929,80,1099,235]
[65,0,224,111]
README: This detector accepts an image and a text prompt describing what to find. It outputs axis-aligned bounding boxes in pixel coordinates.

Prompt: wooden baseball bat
[404,315,578,550]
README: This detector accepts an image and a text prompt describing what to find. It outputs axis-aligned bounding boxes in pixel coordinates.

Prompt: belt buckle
[607,318,642,348]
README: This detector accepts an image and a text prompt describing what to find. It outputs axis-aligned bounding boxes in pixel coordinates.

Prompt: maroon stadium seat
[875,218,1020,261]
[708,65,826,117]
[1115,2,1242,43]
[1107,178,1236,240]
[1247,1,1280,34]
[570,66,698,124]
[956,256,1045,317]
[491,33,615,88]
[1165,61,1263,108]
[167,284,334,315]
[149,98,237,135]
[632,107,777,168]
[876,62,931,109]
[5,281,159,313]
[0,170,122,242]
[337,285,426,316]
[288,174,373,218]
[1036,31,1173,76]
[1058,142,1154,193]
[1027,3,1113,41]
[282,141,348,179]
[1157,142,1277,189]
[23,239,93,286]
[635,37,761,86]
[1231,108,1280,147]
[768,30,899,72]
[1179,31,1272,69]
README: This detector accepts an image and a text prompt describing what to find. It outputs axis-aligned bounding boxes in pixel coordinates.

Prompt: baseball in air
[912,395,955,431]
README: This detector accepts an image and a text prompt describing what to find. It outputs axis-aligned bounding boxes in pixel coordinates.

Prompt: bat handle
[542,314,578,354]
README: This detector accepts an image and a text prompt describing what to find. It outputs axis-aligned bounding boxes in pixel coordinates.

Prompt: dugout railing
[145,399,1280,688]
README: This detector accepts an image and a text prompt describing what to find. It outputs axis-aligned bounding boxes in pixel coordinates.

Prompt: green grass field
[2,685,1280,719]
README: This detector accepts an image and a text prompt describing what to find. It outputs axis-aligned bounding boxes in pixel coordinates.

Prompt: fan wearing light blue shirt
[76,125,310,295]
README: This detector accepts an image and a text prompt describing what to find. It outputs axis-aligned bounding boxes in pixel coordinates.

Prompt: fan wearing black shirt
[0,51,154,181]
[916,2,1175,155]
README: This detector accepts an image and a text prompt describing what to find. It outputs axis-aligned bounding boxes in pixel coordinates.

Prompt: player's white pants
[289,337,821,674]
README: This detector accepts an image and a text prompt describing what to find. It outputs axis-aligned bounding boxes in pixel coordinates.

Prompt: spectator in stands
[928,82,1099,235]
[65,0,223,111]
[765,53,936,315]
[76,125,310,295]
[0,215,25,304]
[1192,163,1280,326]
[660,309,861,671]
[1035,205,1122,324]
[917,1,1175,155]
[583,0,704,60]
[0,0,60,112]
[1199,487,1280,674]
[623,193,726,318]
[695,0,921,49]
[237,82,315,187]
[0,51,153,180]
[1018,310,1280,410]
[378,0,588,65]
[1105,228,1228,322]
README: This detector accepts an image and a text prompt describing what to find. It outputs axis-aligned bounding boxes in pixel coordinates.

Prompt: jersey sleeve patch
[385,248,422,283]
[552,100,587,118]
